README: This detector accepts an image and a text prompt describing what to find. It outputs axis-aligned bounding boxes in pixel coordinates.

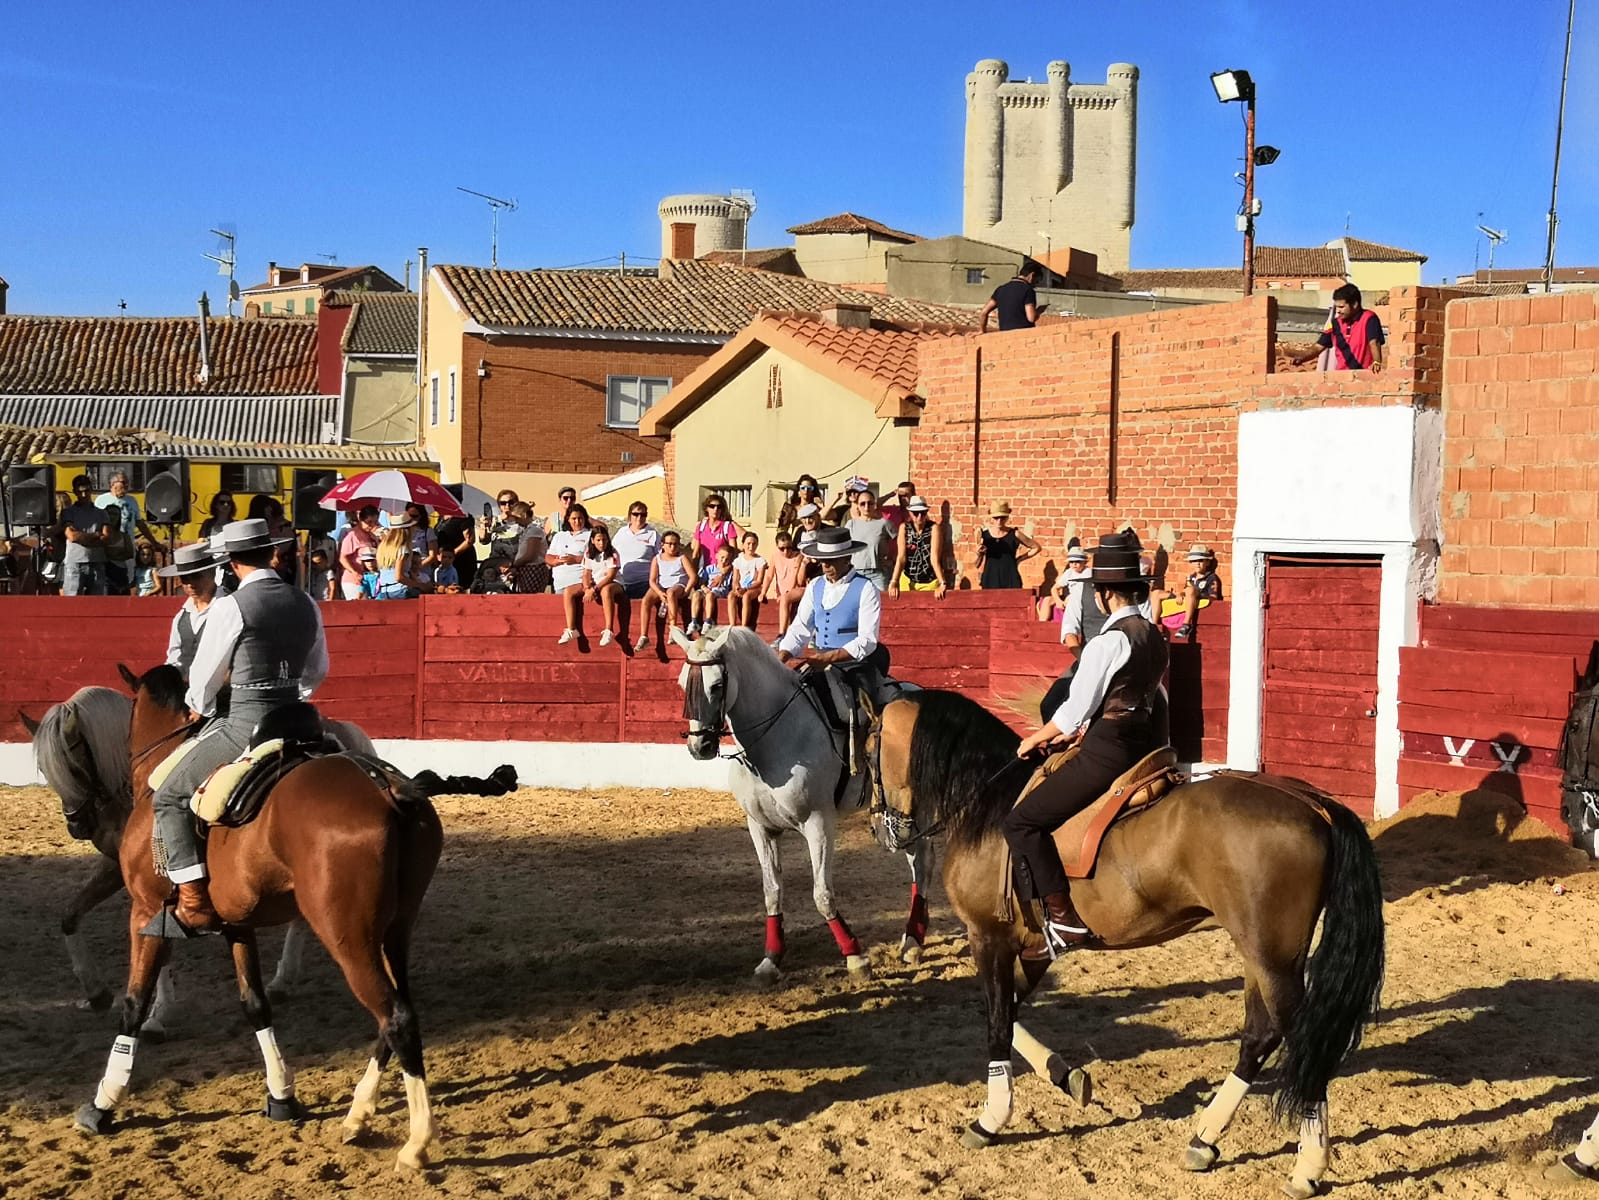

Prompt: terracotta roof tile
[697,248,802,274]
[764,313,959,398]
[1252,246,1346,276]
[1114,268,1245,291]
[1341,237,1427,263]
[339,292,419,356]
[435,260,973,336]
[1115,246,1345,292]
[784,213,922,242]
[0,315,319,396]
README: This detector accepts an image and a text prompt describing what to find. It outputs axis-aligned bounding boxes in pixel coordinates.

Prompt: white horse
[673,625,933,982]
[23,686,376,1031]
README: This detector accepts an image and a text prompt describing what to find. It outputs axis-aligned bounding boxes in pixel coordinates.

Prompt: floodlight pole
[1543,0,1575,294]
[1242,88,1257,297]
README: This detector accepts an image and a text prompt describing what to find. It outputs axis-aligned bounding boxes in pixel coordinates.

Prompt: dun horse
[75,665,444,1171]
[674,625,933,980]
[869,690,1384,1199]
[22,686,373,1025]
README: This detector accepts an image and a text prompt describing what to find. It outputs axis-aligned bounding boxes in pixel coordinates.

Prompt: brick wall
[462,334,714,477]
[1439,291,1599,608]
[317,302,353,396]
[912,287,1447,594]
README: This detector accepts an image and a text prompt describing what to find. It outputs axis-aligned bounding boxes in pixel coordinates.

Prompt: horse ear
[708,624,733,653]
[668,626,692,652]
[17,709,40,736]
[116,663,140,692]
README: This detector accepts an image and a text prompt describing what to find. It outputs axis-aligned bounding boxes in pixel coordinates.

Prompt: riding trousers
[151,695,280,883]
[1003,716,1159,899]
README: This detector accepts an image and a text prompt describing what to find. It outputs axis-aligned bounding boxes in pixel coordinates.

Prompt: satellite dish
[228,280,241,301]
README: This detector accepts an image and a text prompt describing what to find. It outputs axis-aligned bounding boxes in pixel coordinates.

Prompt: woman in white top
[612,502,660,600]
[547,503,593,644]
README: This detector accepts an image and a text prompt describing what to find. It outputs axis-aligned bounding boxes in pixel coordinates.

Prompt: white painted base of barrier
[0,739,730,792]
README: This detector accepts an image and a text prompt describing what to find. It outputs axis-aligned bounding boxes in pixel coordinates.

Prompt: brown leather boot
[174,880,222,932]
[1021,891,1090,961]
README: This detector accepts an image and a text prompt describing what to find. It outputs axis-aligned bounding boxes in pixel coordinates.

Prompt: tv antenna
[457,185,518,269]
[203,225,238,317]
[316,252,339,265]
[1476,223,1507,282]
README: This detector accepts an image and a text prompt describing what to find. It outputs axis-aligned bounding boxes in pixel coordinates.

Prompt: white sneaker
[686,622,700,637]
[557,629,575,645]
[635,634,650,651]
[599,629,613,647]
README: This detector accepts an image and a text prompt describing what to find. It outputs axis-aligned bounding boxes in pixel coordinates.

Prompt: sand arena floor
[0,783,1596,1199]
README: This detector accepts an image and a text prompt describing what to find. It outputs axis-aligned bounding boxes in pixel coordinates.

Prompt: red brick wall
[1439,291,1599,608]
[317,303,353,396]
[912,288,1447,594]
[462,334,712,477]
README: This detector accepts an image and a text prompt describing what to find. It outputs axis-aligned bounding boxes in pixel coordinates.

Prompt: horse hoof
[900,940,923,966]
[264,1094,306,1123]
[1182,1137,1220,1172]
[845,954,872,979]
[960,1121,998,1150]
[395,1147,429,1172]
[141,1021,167,1045]
[1064,1067,1092,1107]
[753,958,781,986]
[74,1102,112,1136]
[1281,1178,1323,1199]
[80,989,114,1013]
[342,1122,367,1145]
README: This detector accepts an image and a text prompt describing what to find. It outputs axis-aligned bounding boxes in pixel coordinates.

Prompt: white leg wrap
[94,1035,138,1111]
[397,1072,437,1169]
[1013,1021,1067,1085]
[1194,1073,1251,1143]
[343,1058,383,1136]
[1576,1108,1599,1168]
[255,1027,294,1100]
[1290,1102,1331,1190]
[977,1060,1014,1135]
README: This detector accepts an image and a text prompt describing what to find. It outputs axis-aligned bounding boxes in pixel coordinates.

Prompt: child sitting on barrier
[642,530,692,648]
[730,531,768,629]
[690,542,736,637]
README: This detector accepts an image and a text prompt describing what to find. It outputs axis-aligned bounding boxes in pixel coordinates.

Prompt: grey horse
[24,685,375,1034]
[673,625,933,982]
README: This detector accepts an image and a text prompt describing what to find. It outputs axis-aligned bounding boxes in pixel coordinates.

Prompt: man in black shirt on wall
[979,261,1044,332]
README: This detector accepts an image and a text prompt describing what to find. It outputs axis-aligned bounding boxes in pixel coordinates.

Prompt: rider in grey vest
[152,519,328,932]
[1040,531,1150,721]
[159,542,221,680]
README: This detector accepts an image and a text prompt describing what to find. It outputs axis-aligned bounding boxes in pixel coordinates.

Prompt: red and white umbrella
[319,470,465,517]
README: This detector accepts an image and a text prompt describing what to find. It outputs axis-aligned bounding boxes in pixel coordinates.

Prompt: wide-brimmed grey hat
[800,525,866,560]
[796,502,821,520]
[1188,543,1215,562]
[906,496,930,513]
[221,518,295,553]
[156,542,219,578]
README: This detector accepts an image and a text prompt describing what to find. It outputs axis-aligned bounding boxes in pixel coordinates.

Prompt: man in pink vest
[1293,283,1385,372]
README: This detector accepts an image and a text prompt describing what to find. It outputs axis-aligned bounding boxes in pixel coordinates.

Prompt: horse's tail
[1273,798,1385,1121]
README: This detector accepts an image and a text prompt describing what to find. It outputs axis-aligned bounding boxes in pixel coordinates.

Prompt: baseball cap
[797,502,820,519]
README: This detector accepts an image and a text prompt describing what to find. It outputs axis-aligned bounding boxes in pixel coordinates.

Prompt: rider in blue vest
[775,524,889,677]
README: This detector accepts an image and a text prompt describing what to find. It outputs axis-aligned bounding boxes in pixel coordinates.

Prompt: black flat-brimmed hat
[1090,530,1154,584]
[220,518,295,553]
[800,525,866,560]
[156,542,220,578]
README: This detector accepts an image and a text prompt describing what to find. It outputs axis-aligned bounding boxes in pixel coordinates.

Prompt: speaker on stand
[5,464,57,594]
[143,458,190,594]
[292,470,339,594]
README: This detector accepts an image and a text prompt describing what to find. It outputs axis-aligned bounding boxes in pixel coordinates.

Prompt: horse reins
[682,656,844,766]
[131,718,203,769]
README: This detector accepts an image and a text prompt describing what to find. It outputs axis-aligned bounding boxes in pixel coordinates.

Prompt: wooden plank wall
[1398,605,1599,827]
[0,593,1228,755]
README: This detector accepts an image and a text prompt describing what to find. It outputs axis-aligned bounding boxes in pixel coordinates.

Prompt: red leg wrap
[828,915,861,957]
[764,915,785,960]
[905,890,929,944]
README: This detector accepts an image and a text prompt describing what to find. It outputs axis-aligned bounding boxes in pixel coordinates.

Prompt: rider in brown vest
[1003,537,1168,960]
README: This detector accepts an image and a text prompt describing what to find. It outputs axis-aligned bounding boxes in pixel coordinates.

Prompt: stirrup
[1041,916,1090,959]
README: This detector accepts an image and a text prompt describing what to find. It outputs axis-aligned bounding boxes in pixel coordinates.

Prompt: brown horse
[868,689,1384,1199]
[74,664,444,1172]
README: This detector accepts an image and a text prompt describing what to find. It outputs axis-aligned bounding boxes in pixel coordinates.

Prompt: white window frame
[606,375,671,429]
[448,368,457,424]
[429,372,440,427]
[966,267,988,285]
[700,484,753,523]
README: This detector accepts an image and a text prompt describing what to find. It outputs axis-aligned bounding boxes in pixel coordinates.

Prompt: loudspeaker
[144,458,190,524]
[292,469,337,534]
[6,464,55,526]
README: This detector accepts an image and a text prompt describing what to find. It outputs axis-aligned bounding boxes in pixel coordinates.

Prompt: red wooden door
[1260,556,1381,814]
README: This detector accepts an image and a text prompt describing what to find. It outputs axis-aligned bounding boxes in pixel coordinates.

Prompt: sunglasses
[629,510,646,516]
[560,494,576,502]
[498,500,512,506]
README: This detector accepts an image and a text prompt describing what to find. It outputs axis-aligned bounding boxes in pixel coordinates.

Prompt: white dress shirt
[165,596,212,667]
[777,567,881,661]
[186,569,329,716]
[1049,605,1140,733]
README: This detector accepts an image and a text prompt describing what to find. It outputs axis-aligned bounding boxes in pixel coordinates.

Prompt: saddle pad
[149,738,200,793]
[1016,746,1183,880]
[191,738,286,824]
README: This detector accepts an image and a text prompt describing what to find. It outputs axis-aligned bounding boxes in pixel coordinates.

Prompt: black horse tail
[1273,798,1385,1121]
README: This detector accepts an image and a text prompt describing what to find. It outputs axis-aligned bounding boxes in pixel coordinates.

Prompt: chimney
[300,265,311,283]
[820,301,872,329]
[268,260,279,286]
[197,292,213,384]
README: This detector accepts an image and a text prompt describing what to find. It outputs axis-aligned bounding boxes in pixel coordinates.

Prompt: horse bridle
[681,654,830,762]
[131,716,202,769]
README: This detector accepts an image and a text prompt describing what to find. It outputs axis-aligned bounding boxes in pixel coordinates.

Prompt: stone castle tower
[963,59,1139,274]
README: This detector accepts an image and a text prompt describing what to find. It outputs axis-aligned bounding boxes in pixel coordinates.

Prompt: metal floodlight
[1253,145,1281,166]
[1210,69,1254,103]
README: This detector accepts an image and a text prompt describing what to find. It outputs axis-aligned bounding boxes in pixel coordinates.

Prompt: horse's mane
[139,664,189,714]
[33,686,134,818]
[906,689,1025,850]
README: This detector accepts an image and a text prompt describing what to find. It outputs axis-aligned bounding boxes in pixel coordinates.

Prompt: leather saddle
[1017,745,1186,879]
[192,703,342,829]
[803,665,918,795]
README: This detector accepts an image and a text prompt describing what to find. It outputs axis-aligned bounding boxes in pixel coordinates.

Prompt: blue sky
[2,1,1593,315]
